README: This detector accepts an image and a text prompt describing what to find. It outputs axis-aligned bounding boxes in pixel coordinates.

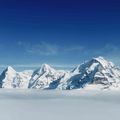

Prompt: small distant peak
[41,63,51,69]
[93,56,106,61]
[41,63,56,72]
[40,63,53,72]
[5,66,16,73]
[33,63,56,75]
[92,56,114,68]
[7,66,14,70]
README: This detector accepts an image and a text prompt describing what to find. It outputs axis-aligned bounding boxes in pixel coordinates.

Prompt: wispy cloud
[100,44,120,65]
[92,44,119,55]
[65,46,84,52]
[17,41,120,66]
[26,42,59,55]
[92,44,120,58]
[17,41,85,55]
[1,43,120,70]
[0,63,75,71]
[0,65,8,68]
[81,43,120,65]
[0,64,42,69]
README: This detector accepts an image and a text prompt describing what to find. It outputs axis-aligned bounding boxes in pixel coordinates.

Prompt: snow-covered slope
[0,66,33,88]
[58,56,120,90]
[0,57,120,90]
[0,66,17,88]
[28,64,65,89]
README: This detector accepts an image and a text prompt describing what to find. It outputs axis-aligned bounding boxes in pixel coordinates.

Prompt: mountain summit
[0,66,16,88]
[33,64,56,76]
[58,56,120,90]
[28,64,65,89]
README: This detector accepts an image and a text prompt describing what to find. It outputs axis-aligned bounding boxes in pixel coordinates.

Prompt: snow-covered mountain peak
[41,63,50,68]
[41,63,54,71]
[57,56,120,90]
[93,56,105,60]
[39,63,56,74]
[72,56,115,74]
[0,66,17,88]
[5,66,16,73]
[28,64,65,89]
[31,64,56,78]
[0,56,119,90]
[92,56,114,68]
[71,56,109,74]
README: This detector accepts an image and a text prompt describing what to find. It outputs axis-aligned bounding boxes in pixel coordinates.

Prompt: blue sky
[0,0,120,71]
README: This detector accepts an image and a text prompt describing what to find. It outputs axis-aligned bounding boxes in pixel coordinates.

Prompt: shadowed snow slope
[58,56,120,90]
[28,64,65,89]
[0,67,32,89]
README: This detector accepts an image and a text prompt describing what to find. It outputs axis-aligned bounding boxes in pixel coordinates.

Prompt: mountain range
[0,56,120,90]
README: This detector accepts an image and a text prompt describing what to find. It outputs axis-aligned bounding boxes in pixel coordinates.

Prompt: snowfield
[0,89,120,120]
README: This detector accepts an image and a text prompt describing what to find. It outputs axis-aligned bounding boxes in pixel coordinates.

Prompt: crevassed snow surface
[0,89,120,120]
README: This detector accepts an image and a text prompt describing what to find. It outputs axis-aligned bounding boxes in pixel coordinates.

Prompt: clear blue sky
[0,0,120,70]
